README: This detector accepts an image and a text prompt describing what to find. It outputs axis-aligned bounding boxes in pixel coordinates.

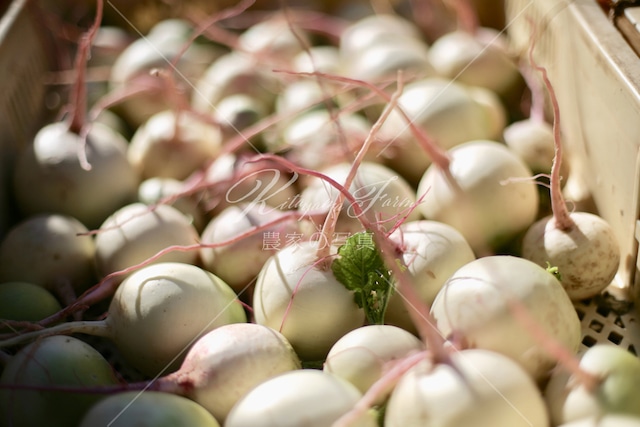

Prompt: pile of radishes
[0,1,638,426]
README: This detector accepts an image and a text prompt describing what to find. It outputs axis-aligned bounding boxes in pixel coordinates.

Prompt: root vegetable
[0,262,247,377]
[323,324,424,403]
[225,369,378,427]
[0,335,120,427]
[558,415,640,427]
[253,240,365,361]
[416,140,539,254]
[94,202,199,278]
[0,282,62,325]
[545,344,640,425]
[384,219,476,333]
[384,349,550,426]
[79,391,221,427]
[0,214,96,297]
[430,255,581,381]
[127,110,222,181]
[162,322,301,422]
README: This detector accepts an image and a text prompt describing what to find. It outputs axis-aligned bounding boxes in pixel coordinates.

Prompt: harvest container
[0,0,638,388]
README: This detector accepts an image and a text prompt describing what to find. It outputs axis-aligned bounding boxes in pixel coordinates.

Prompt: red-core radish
[94,202,199,279]
[0,262,247,377]
[520,42,620,301]
[78,391,221,427]
[13,1,139,230]
[0,335,120,427]
[430,255,581,381]
[127,109,222,181]
[427,27,520,96]
[224,369,378,427]
[137,177,206,232]
[160,322,301,422]
[416,140,539,255]
[544,344,640,425]
[253,240,365,361]
[384,219,476,334]
[379,77,507,185]
[323,324,424,404]
[199,203,303,292]
[0,282,62,326]
[383,349,550,426]
[298,161,420,235]
[109,19,220,127]
[0,214,96,300]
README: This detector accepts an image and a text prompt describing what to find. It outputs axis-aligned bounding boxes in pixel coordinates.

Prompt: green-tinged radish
[79,391,221,427]
[416,140,539,255]
[384,349,549,427]
[298,161,420,235]
[520,42,620,301]
[384,219,476,334]
[160,323,301,422]
[13,121,139,230]
[323,324,424,404]
[0,282,62,326]
[379,78,507,185]
[557,415,640,427]
[138,177,206,232]
[545,344,640,425]
[427,27,520,95]
[109,19,220,127]
[225,369,378,427]
[94,202,199,279]
[0,214,96,299]
[0,335,120,427]
[127,109,222,181]
[199,203,302,292]
[253,240,365,361]
[430,255,581,381]
[0,262,247,377]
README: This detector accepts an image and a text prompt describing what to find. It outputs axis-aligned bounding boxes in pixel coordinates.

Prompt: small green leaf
[331,232,393,325]
[546,261,562,281]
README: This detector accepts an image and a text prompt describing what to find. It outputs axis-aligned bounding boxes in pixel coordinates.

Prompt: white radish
[379,78,507,185]
[137,177,206,232]
[323,324,424,403]
[237,14,308,65]
[161,322,301,422]
[384,349,549,427]
[430,255,581,381]
[520,42,620,301]
[0,214,96,298]
[503,118,557,174]
[299,161,420,235]
[427,27,520,95]
[545,344,640,425]
[416,140,539,255]
[94,202,199,278]
[225,369,378,427]
[557,415,640,427]
[0,262,247,377]
[253,240,365,361]
[0,335,120,427]
[384,219,476,333]
[79,391,221,427]
[127,109,222,181]
[13,121,139,230]
[199,203,302,292]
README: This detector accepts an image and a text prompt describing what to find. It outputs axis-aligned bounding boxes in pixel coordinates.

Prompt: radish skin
[430,255,581,381]
[384,349,550,427]
[253,240,365,361]
[162,323,301,422]
[225,369,378,427]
